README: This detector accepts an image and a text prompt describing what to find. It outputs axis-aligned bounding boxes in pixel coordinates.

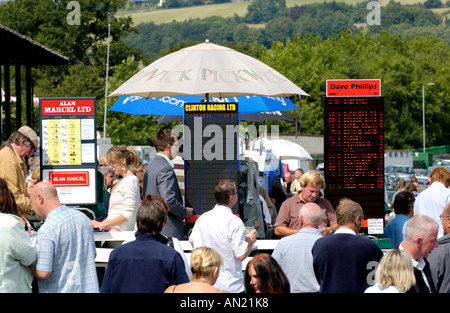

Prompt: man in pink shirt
[274,170,337,237]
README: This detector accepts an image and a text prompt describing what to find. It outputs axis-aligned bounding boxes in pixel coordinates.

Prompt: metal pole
[422,83,435,154]
[103,13,112,138]
[422,84,425,153]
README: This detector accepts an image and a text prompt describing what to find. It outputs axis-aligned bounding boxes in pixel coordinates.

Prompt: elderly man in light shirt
[189,179,257,293]
[399,214,439,293]
[272,203,322,292]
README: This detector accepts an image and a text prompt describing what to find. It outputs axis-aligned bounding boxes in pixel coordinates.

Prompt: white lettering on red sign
[49,171,89,187]
[41,99,94,115]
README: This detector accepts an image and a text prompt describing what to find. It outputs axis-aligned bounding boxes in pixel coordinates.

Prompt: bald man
[31,182,99,293]
[272,203,323,292]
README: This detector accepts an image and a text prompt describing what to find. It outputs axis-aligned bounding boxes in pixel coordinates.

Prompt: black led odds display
[323,96,384,219]
[184,102,239,215]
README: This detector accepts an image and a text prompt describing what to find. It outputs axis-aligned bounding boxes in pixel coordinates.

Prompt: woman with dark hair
[140,194,191,278]
[0,177,35,236]
[0,177,37,292]
[244,253,290,293]
[0,177,20,215]
[100,200,189,293]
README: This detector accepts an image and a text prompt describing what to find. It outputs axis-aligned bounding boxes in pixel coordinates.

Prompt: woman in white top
[365,249,416,293]
[92,146,140,231]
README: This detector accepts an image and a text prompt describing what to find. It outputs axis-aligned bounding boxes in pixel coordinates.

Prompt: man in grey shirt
[272,203,323,292]
[427,203,450,293]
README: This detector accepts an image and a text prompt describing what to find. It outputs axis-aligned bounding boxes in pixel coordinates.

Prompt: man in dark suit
[398,214,439,293]
[143,130,193,240]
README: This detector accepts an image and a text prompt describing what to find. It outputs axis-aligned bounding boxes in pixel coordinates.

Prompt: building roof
[0,24,69,66]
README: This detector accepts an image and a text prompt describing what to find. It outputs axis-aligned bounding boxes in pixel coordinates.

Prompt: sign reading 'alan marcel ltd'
[39,97,98,206]
[41,98,95,115]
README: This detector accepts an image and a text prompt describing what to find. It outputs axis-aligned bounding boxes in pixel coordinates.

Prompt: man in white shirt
[414,166,450,238]
[189,179,257,293]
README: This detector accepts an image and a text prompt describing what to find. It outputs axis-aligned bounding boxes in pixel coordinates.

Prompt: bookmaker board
[324,80,384,234]
[39,98,97,205]
[183,102,239,216]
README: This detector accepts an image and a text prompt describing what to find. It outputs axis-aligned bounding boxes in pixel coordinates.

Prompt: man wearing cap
[0,126,39,218]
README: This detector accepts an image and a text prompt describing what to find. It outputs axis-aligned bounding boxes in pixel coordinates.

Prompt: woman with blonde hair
[165,247,228,293]
[92,146,140,232]
[365,249,416,293]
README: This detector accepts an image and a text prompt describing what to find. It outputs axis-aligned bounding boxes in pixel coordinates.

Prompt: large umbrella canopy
[249,137,312,160]
[109,94,297,115]
[109,41,309,99]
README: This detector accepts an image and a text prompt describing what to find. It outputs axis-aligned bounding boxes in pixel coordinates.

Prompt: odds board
[323,96,384,220]
[183,102,239,215]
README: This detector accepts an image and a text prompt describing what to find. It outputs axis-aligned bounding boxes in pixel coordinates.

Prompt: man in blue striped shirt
[272,203,323,292]
[31,182,99,293]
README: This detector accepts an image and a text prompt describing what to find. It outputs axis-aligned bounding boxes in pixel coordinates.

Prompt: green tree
[244,0,287,24]
[424,0,443,8]
[265,17,293,44]
[0,0,142,138]
[103,56,180,145]
[259,31,450,149]
[0,0,136,64]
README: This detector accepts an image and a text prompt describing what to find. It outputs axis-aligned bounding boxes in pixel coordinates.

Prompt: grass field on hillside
[117,0,435,25]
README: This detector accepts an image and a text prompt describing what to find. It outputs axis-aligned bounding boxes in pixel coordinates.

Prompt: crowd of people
[0,125,449,294]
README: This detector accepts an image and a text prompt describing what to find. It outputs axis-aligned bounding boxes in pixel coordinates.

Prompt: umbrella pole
[259,122,265,155]
[296,95,301,138]
[103,13,112,138]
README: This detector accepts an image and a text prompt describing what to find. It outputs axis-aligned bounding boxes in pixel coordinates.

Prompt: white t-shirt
[107,175,140,231]
[365,283,401,293]
[259,195,271,225]
[414,181,450,238]
[189,204,249,293]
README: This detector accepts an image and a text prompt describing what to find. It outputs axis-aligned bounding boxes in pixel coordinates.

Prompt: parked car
[385,173,400,190]
[415,176,430,189]
[413,168,427,177]
[385,165,413,174]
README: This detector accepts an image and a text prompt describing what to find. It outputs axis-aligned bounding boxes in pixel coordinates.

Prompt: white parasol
[109,40,308,99]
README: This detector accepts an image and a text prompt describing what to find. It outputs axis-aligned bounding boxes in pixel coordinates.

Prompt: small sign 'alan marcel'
[41,99,94,115]
[49,171,89,187]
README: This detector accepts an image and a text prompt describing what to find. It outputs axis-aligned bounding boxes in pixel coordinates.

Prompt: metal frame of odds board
[323,94,385,235]
[183,102,240,218]
[39,97,98,207]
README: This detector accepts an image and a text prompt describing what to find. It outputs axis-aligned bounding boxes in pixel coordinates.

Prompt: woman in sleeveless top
[92,146,140,232]
[165,246,228,293]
